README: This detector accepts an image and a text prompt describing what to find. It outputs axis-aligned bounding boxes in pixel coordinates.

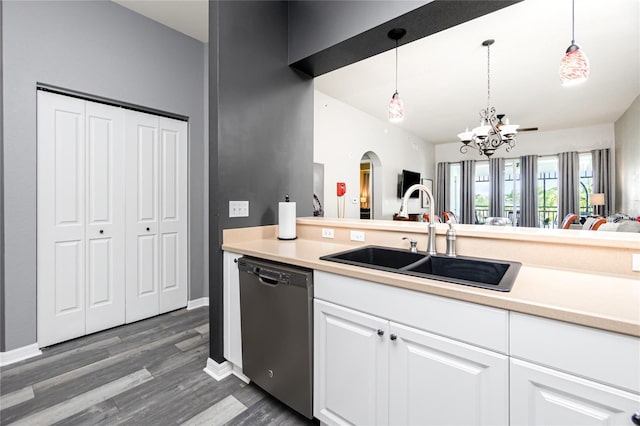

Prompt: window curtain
[592,149,612,217]
[460,160,476,224]
[436,162,450,215]
[558,151,580,224]
[489,157,504,217]
[519,155,538,227]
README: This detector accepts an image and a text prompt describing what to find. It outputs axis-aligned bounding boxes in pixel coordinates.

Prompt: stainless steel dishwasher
[237,256,314,419]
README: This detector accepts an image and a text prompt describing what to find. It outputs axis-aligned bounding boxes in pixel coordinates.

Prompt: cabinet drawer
[315,271,508,353]
[510,312,640,393]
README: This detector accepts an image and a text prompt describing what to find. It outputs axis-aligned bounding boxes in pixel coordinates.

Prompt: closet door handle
[99,230,104,234]
[146,227,150,231]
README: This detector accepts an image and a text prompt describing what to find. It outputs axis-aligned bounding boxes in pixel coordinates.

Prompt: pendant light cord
[395,39,399,93]
[571,0,576,43]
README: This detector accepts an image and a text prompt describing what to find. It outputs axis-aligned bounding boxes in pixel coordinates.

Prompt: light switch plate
[229,201,249,218]
[632,253,640,272]
[350,230,365,242]
[322,228,335,238]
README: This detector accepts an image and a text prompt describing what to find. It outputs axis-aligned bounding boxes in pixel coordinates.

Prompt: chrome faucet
[398,183,437,255]
[402,237,418,253]
[445,221,456,257]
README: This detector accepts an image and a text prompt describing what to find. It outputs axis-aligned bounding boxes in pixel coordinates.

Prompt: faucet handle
[402,237,418,253]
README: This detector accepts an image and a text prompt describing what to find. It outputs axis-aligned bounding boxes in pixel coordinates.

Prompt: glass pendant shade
[560,45,590,86]
[388,92,404,123]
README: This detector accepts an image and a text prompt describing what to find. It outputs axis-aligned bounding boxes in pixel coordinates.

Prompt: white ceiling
[315,0,640,144]
[112,0,208,43]
[114,0,639,145]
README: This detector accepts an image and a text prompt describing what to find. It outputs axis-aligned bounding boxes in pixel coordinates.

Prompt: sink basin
[320,245,521,292]
[319,246,427,270]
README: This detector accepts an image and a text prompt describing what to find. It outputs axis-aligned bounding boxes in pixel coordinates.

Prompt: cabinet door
[511,358,640,426]
[314,300,389,426]
[125,110,160,322]
[84,101,126,334]
[157,117,188,313]
[223,251,243,367]
[389,322,508,426]
[37,91,87,347]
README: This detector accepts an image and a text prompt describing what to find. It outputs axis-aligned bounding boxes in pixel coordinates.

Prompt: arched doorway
[360,152,382,219]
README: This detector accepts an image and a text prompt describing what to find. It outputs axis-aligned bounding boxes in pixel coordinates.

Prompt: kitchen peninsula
[221,217,640,425]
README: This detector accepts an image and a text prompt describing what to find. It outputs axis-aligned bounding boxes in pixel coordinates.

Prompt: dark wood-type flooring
[0,307,316,425]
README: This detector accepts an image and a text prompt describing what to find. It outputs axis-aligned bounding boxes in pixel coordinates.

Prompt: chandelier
[458,39,519,157]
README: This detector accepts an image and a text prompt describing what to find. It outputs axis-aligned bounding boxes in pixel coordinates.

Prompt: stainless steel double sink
[320,246,521,292]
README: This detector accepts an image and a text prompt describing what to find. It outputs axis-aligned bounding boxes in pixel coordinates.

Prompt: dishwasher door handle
[249,266,281,286]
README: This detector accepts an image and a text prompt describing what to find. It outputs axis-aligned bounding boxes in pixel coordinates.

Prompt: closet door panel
[37,91,86,347]
[85,102,126,334]
[158,118,188,313]
[126,111,160,323]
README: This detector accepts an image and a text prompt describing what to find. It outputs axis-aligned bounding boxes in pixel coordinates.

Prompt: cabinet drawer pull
[377,329,384,337]
[631,412,640,425]
[390,334,397,341]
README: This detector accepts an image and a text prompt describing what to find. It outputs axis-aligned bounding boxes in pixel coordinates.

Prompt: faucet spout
[398,183,437,256]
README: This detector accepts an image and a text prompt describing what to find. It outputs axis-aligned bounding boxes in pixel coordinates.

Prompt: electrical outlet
[350,230,365,242]
[633,253,640,272]
[229,201,249,218]
[322,228,335,238]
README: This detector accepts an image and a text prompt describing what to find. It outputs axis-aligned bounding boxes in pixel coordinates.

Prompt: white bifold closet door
[37,91,126,347]
[38,92,188,348]
[125,110,188,323]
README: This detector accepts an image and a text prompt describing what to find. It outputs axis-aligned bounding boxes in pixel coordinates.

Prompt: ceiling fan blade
[518,127,538,132]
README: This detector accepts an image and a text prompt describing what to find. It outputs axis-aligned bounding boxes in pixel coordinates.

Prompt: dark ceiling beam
[290,0,522,77]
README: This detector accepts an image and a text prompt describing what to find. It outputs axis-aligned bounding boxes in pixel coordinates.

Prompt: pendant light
[560,0,589,86]
[388,28,406,123]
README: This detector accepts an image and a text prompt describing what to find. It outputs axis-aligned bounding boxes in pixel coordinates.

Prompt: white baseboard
[203,358,251,383]
[203,357,233,381]
[232,367,251,384]
[0,343,42,367]
[187,297,209,310]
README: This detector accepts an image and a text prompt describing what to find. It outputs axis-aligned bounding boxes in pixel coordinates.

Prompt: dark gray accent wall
[208,0,314,362]
[289,0,520,77]
[2,0,206,351]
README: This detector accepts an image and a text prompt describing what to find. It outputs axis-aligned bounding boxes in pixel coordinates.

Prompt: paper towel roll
[278,201,297,240]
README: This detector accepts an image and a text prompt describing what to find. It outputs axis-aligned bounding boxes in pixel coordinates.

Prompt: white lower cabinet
[314,299,389,426]
[314,299,508,426]
[509,312,640,426]
[389,322,508,426]
[223,251,243,368]
[510,358,640,426]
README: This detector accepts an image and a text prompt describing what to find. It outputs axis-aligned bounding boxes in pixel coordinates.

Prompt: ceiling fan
[497,114,538,132]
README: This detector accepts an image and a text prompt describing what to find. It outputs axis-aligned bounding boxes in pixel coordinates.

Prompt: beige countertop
[222,222,640,337]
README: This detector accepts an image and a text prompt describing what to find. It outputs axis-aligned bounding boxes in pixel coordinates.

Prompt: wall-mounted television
[398,169,421,198]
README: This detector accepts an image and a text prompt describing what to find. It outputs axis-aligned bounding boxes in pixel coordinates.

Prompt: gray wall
[0,0,5,352]
[208,0,314,362]
[2,0,206,351]
[614,95,640,217]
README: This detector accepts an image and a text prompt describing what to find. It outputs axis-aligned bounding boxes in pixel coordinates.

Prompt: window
[449,163,461,218]
[537,156,558,227]
[474,161,489,224]
[504,159,520,225]
[579,153,594,216]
